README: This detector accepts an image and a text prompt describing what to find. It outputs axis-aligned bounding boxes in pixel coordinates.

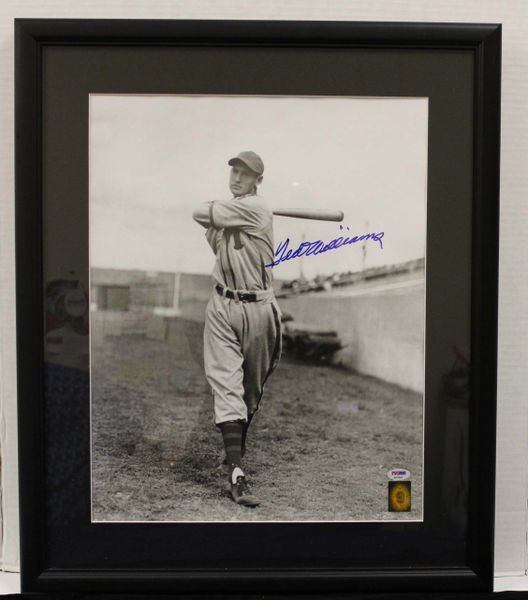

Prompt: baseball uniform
[194,192,282,425]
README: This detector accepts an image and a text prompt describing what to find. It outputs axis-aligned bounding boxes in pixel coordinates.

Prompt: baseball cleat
[229,466,259,507]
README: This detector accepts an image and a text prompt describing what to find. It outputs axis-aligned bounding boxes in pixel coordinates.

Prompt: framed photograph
[15,19,500,594]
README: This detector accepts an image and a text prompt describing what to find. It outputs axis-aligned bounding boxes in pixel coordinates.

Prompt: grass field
[91,317,422,522]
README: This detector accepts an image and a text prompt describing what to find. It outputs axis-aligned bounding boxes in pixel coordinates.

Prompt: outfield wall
[278,281,425,393]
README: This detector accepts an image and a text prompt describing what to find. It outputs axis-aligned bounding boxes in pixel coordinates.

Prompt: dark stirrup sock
[241,413,254,457]
[219,420,244,466]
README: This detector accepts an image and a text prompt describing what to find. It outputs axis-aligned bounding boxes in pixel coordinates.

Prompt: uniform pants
[204,292,282,425]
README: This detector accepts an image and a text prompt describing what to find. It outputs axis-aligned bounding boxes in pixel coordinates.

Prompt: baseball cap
[228,151,264,175]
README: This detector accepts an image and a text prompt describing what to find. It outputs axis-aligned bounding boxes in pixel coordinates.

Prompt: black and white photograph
[88,94,428,522]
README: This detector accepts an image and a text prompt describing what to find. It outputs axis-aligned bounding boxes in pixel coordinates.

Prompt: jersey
[203,193,274,291]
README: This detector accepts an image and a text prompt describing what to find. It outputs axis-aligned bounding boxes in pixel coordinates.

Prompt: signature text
[266,226,384,268]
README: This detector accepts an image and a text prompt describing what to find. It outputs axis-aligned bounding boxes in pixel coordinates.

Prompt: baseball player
[192,151,282,507]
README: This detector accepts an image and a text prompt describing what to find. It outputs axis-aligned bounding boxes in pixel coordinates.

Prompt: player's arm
[210,197,270,234]
[192,202,220,252]
[192,201,215,229]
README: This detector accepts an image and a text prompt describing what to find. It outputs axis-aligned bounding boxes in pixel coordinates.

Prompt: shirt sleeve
[192,201,213,229]
[210,196,271,234]
[205,227,219,253]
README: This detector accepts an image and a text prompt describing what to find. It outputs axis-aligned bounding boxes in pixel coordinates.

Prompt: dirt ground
[91,318,422,522]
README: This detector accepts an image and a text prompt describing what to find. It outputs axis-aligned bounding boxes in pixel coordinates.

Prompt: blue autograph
[265,226,384,268]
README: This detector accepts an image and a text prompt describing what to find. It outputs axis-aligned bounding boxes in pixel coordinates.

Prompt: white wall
[279,284,425,392]
[0,0,526,586]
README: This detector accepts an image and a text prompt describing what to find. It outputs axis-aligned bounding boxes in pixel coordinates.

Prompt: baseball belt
[215,284,274,303]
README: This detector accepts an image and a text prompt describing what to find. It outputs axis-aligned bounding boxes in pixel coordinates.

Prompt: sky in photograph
[89,94,428,280]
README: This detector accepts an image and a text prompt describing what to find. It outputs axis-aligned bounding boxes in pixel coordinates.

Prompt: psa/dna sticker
[388,481,412,512]
[387,468,411,511]
[387,468,410,481]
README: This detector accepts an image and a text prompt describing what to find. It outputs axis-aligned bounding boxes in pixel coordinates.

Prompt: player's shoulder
[246,193,271,214]
[229,193,272,227]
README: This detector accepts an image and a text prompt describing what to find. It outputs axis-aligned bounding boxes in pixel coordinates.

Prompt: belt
[215,285,258,303]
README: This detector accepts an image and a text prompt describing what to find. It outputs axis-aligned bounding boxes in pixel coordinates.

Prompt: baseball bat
[272,208,344,222]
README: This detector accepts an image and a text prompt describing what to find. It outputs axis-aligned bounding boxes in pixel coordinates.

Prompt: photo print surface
[89,94,428,522]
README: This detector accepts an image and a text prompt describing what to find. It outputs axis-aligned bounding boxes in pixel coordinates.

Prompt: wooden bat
[272,208,344,222]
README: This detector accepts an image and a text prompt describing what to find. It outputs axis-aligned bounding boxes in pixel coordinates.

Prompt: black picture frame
[15,18,501,595]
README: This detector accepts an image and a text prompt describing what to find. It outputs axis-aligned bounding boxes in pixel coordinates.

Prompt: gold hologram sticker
[388,481,411,512]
